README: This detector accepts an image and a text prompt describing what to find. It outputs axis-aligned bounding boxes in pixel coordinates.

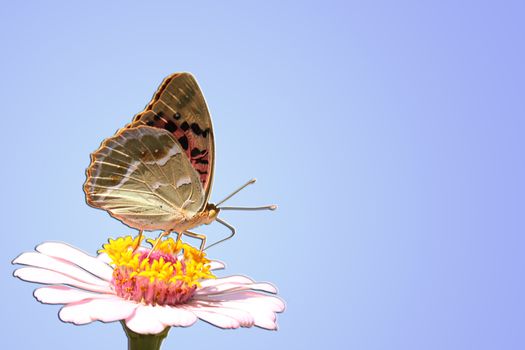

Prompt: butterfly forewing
[128,73,215,207]
[84,126,205,231]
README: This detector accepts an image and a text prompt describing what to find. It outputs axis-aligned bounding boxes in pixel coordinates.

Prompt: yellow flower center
[99,235,215,305]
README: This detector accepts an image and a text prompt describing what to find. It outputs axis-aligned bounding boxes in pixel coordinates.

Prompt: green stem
[121,321,170,350]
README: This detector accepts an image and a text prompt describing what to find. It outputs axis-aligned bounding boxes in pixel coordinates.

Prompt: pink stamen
[111,250,196,306]
[138,250,178,264]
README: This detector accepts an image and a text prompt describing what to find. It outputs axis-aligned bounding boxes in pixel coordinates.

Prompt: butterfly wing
[127,73,215,208]
[84,126,205,231]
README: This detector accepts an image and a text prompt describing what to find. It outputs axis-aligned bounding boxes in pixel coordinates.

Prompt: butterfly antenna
[219,205,277,211]
[215,178,257,206]
[205,217,236,250]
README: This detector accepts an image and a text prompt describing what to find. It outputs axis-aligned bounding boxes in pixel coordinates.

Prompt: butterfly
[83,73,276,250]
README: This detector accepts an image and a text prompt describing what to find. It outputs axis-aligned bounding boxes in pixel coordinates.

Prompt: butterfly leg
[204,218,236,250]
[182,230,207,251]
[147,230,171,258]
[132,230,143,252]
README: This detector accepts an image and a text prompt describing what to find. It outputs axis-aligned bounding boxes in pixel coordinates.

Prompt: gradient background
[2,1,524,349]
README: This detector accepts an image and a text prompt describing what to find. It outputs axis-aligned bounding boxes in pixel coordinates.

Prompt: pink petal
[199,275,254,288]
[36,242,113,281]
[194,291,285,312]
[13,252,108,287]
[196,282,278,296]
[14,267,113,294]
[124,305,198,334]
[191,304,255,327]
[188,308,241,329]
[248,282,278,293]
[194,300,278,330]
[191,289,284,330]
[157,306,198,327]
[208,260,225,270]
[97,253,111,264]
[125,305,169,334]
[59,297,138,325]
[34,286,116,304]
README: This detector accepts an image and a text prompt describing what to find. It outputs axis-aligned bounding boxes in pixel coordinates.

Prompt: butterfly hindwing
[129,73,215,206]
[84,126,205,231]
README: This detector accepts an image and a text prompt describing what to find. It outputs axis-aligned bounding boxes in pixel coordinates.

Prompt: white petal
[59,297,138,324]
[36,242,113,281]
[14,267,113,294]
[189,308,241,329]
[191,290,284,330]
[97,253,111,264]
[250,309,277,330]
[13,252,108,287]
[126,305,198,331]
[248,283,277,293]
[194,291,285,312]
[199,275,254,288]
[196,274,277,295]
[193,304,255,327]
[34,286,116,304]
[157,306,198,327]
[196,282,277,296]
[195,300,278,329]
[125,305,169,334]
[208,260,225,270]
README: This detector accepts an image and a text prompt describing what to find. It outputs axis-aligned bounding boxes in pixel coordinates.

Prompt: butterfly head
[202,203,220,225]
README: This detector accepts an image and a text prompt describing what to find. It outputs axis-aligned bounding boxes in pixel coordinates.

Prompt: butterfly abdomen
[174,204,220,232]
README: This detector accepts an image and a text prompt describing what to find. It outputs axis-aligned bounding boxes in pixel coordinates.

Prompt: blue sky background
[2,1,524,349]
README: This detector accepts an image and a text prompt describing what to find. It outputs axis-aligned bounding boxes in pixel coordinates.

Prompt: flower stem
[121,321,170,350]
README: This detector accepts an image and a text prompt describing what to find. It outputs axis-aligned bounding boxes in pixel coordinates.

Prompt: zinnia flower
[13,235,285,336]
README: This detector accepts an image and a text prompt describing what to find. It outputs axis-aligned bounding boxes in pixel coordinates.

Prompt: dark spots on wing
[196,169,208,175]
[178,135,189,150]
[146,121,155,126]
[180,121,190,131]
[139,145,168,162]
[154,111,164,121]
[187,123,210,138]
[191,148,202,157]
[173,112,181,120]
[196,159,209,164]
[190,123,204,135]
[165,121,177,132]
